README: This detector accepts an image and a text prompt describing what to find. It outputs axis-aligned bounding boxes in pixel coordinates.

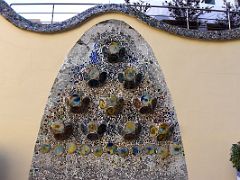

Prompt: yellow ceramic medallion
[99,99,106,109]
[67,143,77,154]
[149,125,158,137]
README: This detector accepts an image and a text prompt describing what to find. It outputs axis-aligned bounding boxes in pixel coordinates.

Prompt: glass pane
[205,0,215,5]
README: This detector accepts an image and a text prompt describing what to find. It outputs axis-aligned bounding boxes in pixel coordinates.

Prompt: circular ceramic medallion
[109,42,120,54]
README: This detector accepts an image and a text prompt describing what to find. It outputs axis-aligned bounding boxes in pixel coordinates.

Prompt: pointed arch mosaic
[29,20,188,180]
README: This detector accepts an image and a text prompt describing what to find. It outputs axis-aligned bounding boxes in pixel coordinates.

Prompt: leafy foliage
[216,0,240,28]
[164,0,212,21]
[230,143,240,171]
[124,0,151,13]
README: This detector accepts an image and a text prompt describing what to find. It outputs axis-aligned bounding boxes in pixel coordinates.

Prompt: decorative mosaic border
[1,0,240,40]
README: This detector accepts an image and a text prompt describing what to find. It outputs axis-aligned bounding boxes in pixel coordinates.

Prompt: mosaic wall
[29,20,188,180]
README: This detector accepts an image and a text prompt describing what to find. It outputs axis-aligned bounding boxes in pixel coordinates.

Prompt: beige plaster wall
[0,13,239,180]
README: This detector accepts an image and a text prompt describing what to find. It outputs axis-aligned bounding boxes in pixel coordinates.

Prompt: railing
[10,3,103,24]
[9,2,240,30]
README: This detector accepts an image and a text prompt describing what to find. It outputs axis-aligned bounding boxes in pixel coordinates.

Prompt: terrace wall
[0,12,239,180]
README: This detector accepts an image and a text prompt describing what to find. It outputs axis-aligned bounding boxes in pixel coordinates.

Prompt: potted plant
[230,142,240,180]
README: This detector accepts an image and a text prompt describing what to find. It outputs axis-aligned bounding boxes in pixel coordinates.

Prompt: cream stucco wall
[0,13,239,180]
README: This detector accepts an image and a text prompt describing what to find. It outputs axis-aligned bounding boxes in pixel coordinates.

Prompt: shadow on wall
[0,150,9,180]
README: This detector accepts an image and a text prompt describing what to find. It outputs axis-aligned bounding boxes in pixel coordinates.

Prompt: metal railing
[9,2,240,30]
[10,3,103,24]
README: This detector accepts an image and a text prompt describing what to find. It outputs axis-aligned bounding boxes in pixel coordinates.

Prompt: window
[204,0,215,5]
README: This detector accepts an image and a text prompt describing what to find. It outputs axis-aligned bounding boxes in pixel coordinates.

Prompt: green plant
[164,0,212,21]
[230,142,240,171]
[216,0,240,29]
[124,0,151,13]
